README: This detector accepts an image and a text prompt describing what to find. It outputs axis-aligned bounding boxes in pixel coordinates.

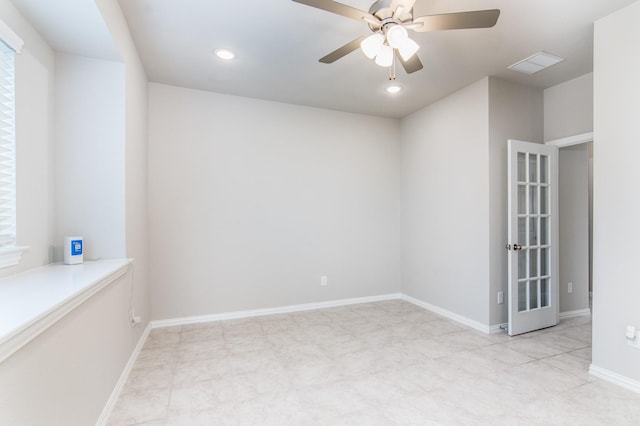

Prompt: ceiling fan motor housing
[367,0,413,32]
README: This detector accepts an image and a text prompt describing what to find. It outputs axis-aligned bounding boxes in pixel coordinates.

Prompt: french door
[507,140,559,336]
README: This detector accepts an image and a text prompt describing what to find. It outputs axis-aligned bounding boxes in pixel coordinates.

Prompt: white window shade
[0,40,16,247]
[0,21,27,268]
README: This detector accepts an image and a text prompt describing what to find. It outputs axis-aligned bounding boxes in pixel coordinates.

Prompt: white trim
[560,308,592,319]
[0,19,23,53]
[545,132,593,148]
[95,322,152,426]
[0,260,132,363]
[0,245,29,269]
[151,293,402,329]
[400,294,493,334]
[589,364,640,394]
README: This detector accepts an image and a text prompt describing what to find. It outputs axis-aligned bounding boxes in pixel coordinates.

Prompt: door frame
[545,132,594,315]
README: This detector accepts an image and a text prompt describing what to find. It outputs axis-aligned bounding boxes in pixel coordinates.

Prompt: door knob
[513,244,523,251]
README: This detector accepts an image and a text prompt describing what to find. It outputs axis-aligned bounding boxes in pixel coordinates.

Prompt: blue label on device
[71,240,83,256]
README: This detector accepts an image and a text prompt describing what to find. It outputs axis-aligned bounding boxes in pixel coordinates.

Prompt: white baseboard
[560,308,592,319]
[150,293,588,337]
[399,294,493,334]
[95,322,152,426]
[150,293,403,329]
[589,364,640,394]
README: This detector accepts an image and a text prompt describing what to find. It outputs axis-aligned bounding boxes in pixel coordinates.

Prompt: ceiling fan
[292,0,500,74]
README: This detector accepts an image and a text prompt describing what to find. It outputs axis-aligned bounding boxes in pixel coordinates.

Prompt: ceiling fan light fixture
[375,44,394,67]
[386,24,408,49]
[361,33,384,59]
[398,37,420,61]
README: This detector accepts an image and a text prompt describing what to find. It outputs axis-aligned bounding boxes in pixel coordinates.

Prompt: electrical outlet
[320,275,328,286]
[129,309,141,326]
[568,282,573,293]
[626,326,640,349]
[497,291,504,304]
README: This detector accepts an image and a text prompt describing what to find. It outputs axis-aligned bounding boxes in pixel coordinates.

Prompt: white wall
[401,78,491,326]
[97,0,150,340]
[488,78,543,326]
[543,73,594,316]
[558,144,590,313]
[592,0,640,383]
[0,2,151,425]
[0,271,135,425]
[148,83,401,320]
[53,53,126,260]
[0,0,55,277]
[401,77,543,329]
[544,73,593,141]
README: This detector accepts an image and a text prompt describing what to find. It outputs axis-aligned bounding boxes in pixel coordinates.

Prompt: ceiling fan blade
[396,51,423,74]
[392,5,405,21]
[319,34,369,64]
[292,0,378,23]
[412,9,500,32]
[391,0,417,12]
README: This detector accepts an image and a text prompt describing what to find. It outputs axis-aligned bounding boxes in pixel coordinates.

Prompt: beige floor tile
[499,335,567,359]
[108,386,171,426]
[108,301,640,426]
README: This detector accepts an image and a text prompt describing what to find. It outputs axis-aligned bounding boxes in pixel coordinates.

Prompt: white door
[507,139,559,336]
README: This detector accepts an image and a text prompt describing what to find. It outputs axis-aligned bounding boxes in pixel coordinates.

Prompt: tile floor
[108,300,640,425]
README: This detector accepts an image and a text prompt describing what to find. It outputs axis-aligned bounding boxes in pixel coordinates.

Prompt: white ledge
[0,259,131,363]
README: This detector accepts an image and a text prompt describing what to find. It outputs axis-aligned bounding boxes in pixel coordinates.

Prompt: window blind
[0,39,16,246]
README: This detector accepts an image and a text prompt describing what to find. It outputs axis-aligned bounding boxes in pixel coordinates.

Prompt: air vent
[508,51,564,75]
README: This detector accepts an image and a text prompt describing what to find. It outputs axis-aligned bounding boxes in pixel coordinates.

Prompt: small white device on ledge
[63,236,83,265]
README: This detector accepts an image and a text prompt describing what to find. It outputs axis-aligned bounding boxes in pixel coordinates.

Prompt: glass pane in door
[540,155,548,184]
[540,217,549,245]
[518,281,527,312]
[540,247,549,276]
[529,249,538,278]
[518,217,526,244]
[518,185,526,214]
[529,186,538,214]
[530,280,539,309]
[540,186,549,214]
[518,251,527,279]
[540,279,549,307]
[529,218,538,246]
[518,153,526,182]
[529,155,538,182]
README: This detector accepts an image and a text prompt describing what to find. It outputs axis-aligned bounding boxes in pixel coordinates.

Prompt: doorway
[550,135,593,317]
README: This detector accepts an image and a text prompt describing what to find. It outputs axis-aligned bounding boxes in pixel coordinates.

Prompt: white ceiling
[9,0,638,118]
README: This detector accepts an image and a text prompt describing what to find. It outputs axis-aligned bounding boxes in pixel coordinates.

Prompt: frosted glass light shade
[386,25,408,49]
[361,33,384,59]
[398,37,420,61]
[375,44,394,67]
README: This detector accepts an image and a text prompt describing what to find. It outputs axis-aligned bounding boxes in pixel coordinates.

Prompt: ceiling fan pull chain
[389,54,397,80]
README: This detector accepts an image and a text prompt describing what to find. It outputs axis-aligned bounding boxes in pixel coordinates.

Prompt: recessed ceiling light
[214,49,235,60]
[508,51,564,75]
[385,84,402,94]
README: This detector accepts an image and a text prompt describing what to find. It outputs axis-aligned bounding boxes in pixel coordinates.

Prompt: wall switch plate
[568,282,573,293]
[320,275,328,286]
[497,291,504,304]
